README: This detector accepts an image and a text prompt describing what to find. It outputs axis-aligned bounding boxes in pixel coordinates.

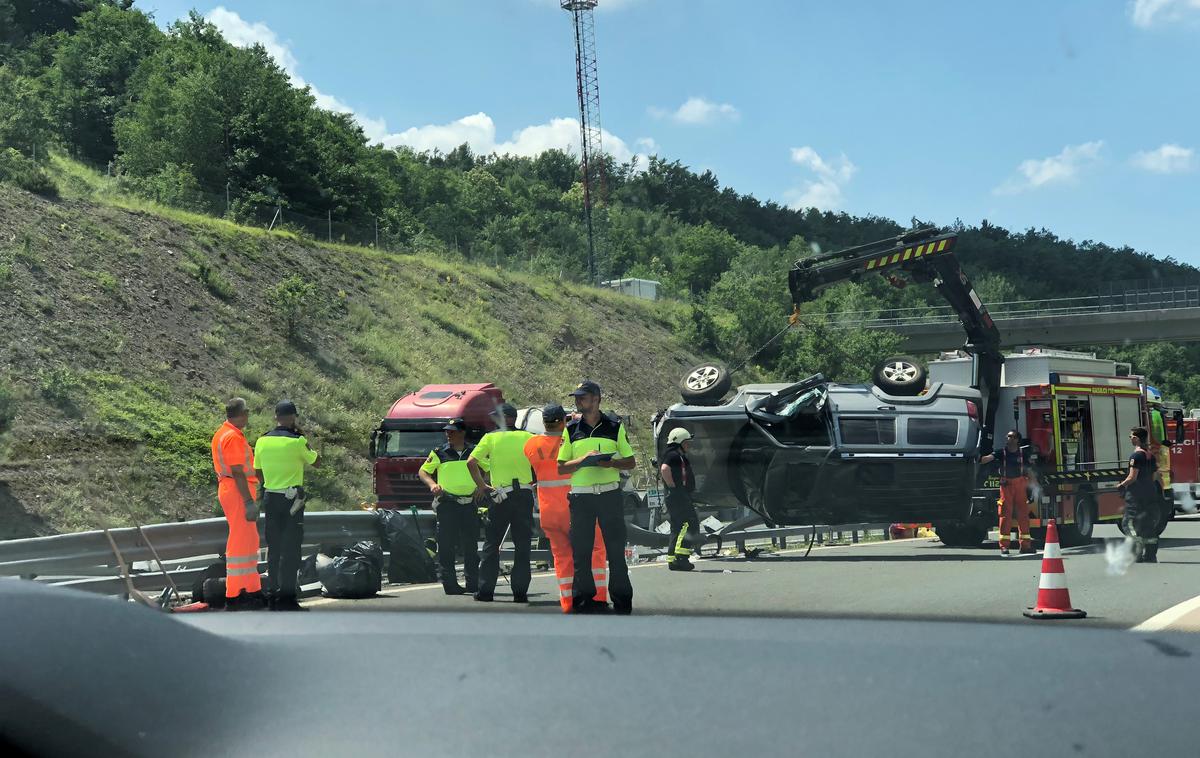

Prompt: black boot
[668,557,694,571]
[1143,543,1159,563]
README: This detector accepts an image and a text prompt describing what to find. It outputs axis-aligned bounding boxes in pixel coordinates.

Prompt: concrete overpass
[827,286,1200,352]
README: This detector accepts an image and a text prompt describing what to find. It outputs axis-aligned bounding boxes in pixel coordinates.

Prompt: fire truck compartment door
[1090,395,1119,468]
[1115,394,1141,463]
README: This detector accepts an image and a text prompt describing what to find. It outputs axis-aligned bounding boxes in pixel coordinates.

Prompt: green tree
[267,275,321,340]
[45,2,160,164]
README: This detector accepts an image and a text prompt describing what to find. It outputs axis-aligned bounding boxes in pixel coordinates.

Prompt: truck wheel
[679,363,732,405]
[1058,495,1096,547]
[872,355,927,397]
[1155,499,1173,537]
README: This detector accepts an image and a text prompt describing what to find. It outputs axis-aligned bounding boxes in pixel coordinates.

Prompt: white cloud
[650,97,740,125]
[994,140,1104,194]
[635,136,659,153]
[784,146,857,211]
[383,112,645,165]
[1130,0,1200,27]
[1130,143,1195,173]
[204,7,647,161]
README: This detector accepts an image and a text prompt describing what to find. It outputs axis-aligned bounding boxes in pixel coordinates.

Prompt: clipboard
[580,452,615,467]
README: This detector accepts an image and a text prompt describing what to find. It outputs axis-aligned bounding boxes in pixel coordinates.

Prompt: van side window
[907,418,959,445]
[839,418,897,445]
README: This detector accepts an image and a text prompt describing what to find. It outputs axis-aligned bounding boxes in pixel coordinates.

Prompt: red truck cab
[369,383,505,508]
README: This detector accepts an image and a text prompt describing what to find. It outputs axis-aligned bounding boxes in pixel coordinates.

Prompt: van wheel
[873,356,927,396]
[679,363,732,405]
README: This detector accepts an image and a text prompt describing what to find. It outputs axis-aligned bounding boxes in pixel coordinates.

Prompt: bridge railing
[823,283,1200,329]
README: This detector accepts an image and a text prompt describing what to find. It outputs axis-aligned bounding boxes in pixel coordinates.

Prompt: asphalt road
[298,516,1200,630]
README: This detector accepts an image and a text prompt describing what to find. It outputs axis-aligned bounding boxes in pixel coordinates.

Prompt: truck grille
[380,476,432,507]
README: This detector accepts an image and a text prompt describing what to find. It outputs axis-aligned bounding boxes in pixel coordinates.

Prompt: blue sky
[133,0,1200,265]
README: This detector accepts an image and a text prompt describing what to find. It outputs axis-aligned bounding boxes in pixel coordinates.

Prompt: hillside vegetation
[0,180,705,537]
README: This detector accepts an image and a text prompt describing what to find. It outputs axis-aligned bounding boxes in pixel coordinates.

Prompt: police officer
[418,418,482,595]
[557,380,635,615]
[660,427,699,572]
[468,403,535,603]
[980,431,1035,556]
[253,400,320,611]
[1119,426,1160,563]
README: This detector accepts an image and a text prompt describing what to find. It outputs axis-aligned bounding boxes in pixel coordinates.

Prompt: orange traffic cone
[1023,519,1086,620]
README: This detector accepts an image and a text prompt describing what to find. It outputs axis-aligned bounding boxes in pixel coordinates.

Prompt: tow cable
[725,308,804,376]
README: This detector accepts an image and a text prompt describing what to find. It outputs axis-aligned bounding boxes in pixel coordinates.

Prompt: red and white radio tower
[561,0,604,284]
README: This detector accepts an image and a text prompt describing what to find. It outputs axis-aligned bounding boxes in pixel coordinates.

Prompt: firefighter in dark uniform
[418,418,482,594]
[558,380,636,614]
[1119,426,1160,564]
[660,428,699,571]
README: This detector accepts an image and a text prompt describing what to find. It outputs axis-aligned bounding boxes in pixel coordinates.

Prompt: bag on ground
[317,540,383,599]
[377,509,438,584]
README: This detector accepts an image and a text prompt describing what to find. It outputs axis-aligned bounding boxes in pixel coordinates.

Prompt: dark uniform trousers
[1123,488,1161,562]
[666,489,700,562]
[477,485,534,596]
[569,489,633,611]
[436,497,481,591]
[264,489,304,602]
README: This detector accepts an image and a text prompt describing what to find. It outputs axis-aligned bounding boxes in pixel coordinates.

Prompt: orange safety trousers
[524,433,607,613]
[218,478,262,598]
[539,486,606,613]
[998,476,1032,551]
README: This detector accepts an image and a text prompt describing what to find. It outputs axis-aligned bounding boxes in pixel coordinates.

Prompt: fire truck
[930,348,1181,546]
[1166,409,1200,514]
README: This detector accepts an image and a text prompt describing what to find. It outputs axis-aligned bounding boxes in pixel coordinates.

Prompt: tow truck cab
[369,383,504,508]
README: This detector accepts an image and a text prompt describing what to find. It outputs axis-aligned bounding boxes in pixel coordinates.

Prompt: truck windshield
[379,430,446,457]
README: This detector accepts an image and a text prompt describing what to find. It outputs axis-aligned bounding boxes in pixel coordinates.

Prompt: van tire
[873,356,927,396]
[679,363,732,405]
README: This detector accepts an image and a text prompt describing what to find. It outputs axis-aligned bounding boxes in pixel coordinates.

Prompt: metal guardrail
[706,522,893,555]
[822,284,1200,330]
[0,510,671,599]
[0,511,393,578]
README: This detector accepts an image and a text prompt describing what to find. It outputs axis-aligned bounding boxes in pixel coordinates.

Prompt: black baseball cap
[541,403,567,423]
[275,400,298,416]
[442,418,467,432]
[568,380,602,397]
[496,403,518,419]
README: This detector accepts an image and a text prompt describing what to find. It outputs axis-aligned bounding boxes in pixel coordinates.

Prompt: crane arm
[787,228,1004,450]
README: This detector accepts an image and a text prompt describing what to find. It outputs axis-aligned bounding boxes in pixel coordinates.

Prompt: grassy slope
[0,161,707,538]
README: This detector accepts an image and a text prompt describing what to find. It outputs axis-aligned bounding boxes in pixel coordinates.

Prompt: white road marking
[1131,593,1200,633]
[303,537,928,606]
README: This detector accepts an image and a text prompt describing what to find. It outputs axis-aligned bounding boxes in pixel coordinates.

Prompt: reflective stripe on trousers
[540,499,607,612]
[218,480,262,598]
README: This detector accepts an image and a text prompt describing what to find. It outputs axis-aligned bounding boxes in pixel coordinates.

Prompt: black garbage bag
[191,559,226,602]
[317,540,383,599]
[297,554,319,586]
[377,509,438,584]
